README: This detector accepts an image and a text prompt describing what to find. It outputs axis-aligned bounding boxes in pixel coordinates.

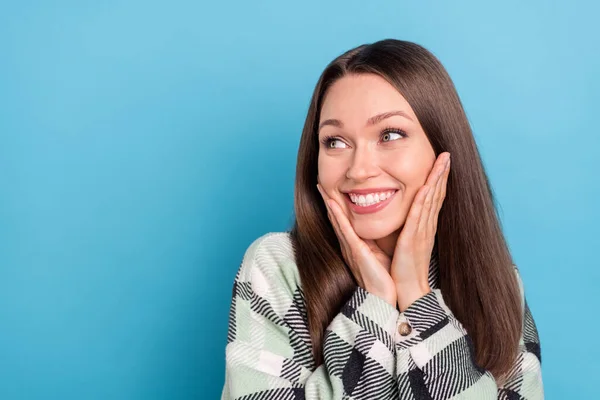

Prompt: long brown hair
[290,39,522,380]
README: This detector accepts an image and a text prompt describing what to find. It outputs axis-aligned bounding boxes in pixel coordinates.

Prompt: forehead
[320,73,416,123]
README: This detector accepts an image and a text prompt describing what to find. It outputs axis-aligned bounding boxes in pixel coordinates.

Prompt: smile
[344,190,398,214]
[348,190,396,206]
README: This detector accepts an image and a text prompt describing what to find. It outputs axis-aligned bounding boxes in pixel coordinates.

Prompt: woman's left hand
[391,152,451,312]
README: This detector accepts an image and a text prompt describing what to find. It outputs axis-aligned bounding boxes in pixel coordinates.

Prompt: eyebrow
[318,110,413,131]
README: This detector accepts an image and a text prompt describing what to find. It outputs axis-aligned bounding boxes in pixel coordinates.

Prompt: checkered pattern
[221,232,544,399]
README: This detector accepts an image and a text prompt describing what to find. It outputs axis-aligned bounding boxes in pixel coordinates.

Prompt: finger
[433,157,451,215]
[316,184,333,220]
[317,184,335,219]
[327,198,370,255]
[418,153,448,232]
[317,186,370,272]
[423,152,450,187]
[431,158,451,231]
[327,199,361,271]
[316,186,364,282]
[427,157,450,234]
[419,155,449,235]
[324,197,344,241]
[317,185,353,254]
[364,239,392,271]
[364,239,385,255]
[419,180,436,236]
[327,200,346,241]
[317,184,342,235]
[327,198,352,244]
[316,183,327,202]
[399,185,430,247]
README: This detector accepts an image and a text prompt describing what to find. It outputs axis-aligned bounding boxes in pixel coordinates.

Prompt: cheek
[317,157,352,213]
[389,156,432,189]
[317,157,344,186]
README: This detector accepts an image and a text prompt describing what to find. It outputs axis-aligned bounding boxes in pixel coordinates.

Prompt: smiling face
[317,73,436,241]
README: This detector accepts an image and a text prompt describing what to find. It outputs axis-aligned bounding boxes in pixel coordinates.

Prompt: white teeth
[349,190,396,207]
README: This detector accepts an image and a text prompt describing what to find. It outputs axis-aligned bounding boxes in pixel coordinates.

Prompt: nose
[345,145,380,182]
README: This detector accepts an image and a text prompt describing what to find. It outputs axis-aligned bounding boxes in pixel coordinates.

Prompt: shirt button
[398,321,412,336]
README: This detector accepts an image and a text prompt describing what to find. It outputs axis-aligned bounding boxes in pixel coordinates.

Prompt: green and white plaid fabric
[221,232,543,399]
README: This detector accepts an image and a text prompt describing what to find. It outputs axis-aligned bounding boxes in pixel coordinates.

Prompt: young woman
[221,39,544,399]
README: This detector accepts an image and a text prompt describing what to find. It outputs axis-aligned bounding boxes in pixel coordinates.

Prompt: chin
[352,220,402,240]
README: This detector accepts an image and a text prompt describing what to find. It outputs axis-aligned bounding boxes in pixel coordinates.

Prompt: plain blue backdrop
[1,1,598,398]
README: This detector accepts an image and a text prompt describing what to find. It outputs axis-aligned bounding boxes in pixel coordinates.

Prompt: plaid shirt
[221,232,543,399]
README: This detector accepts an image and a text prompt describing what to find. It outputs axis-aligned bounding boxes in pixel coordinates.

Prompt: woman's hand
[392,152,451,311]
[316,183,397,307]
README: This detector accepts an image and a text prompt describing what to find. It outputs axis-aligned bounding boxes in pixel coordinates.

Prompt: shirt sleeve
[394,266,544,399]
[221,235,402,400]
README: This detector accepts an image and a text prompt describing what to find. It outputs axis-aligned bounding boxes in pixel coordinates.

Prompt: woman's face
[317,73,436,240]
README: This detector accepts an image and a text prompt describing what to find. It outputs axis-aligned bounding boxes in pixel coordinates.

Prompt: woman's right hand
[316,183,397,307]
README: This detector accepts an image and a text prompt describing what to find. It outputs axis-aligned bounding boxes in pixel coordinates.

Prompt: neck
[375,228,402,258]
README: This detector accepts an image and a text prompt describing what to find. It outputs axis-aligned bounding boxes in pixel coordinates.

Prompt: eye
[381,128,407,142]
[321,136,348,149]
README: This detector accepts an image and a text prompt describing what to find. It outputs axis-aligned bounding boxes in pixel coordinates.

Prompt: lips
[343,187,399,195]
[344,190,398,215]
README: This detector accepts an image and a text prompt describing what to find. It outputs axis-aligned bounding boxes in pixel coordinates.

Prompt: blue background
[1,1,598,398]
